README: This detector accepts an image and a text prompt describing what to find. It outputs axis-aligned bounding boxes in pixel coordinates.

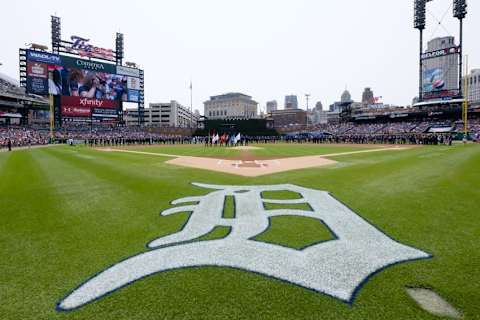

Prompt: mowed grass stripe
[0,150,10,174]
[39,147,197,240]
[0,150,84,318]
[4,147,224,319]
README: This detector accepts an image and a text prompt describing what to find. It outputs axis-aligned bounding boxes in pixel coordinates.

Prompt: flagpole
[190,80,193,134]
[463,55,469,143]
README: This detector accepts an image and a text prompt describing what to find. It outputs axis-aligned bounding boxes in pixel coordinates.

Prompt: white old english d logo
[57,183,431,311]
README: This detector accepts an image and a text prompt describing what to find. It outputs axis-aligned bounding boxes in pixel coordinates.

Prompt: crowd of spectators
[454,119,480,142]
[54,126,190,146]
[2,119,480,150]
[307,121,454,135]
[0,127,49,150]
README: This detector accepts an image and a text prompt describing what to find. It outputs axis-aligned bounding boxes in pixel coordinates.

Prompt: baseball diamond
[1,1,479,319]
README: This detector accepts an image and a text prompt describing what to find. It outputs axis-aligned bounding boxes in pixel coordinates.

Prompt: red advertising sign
[61,106,91,117]
[27,62,48,78]
[61,96,118,119]
[61,96,118,109]
[423,90,460,100]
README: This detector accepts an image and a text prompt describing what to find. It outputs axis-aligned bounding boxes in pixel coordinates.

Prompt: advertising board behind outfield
[60,96,118,122]
[24,51,141,104]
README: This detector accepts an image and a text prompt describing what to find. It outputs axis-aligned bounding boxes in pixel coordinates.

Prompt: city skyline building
[423,36,459,99]
[124,101,199,127]
[285,95,298,109]
[464,69,480,106]
[341,90,353,104]
[204,92,258,120]
[266,100,278,113]
[361,88,374,105]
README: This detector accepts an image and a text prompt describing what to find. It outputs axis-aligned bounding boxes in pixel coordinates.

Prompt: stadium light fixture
[116,33,124,65]
[453,0,467,19]
[51,16,61,54]
[414,0,427,30]
[453,0,467,98]
[414,0,430,101]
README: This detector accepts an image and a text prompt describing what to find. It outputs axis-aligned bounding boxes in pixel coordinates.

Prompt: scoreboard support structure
[413,0,468,103]
[19,16,145,132]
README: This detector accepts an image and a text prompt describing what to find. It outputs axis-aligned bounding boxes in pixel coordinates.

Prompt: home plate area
[167,155,337,177]
[234,160,268,168]
[103,146,410,177]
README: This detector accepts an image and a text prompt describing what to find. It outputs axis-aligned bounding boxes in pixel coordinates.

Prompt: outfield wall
[195,119,278,136]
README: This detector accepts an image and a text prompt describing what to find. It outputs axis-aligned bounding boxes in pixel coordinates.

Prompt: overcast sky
[1,0,478,113]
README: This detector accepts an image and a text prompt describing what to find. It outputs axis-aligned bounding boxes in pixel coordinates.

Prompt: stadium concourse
[1,119,480,151]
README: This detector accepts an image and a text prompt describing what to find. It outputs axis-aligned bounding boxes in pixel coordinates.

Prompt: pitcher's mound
[232,146,263,150]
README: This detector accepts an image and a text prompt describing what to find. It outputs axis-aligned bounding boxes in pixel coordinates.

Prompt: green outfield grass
[0,144,479,319]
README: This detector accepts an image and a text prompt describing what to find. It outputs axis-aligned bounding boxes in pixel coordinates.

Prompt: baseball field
[1,143,479,319]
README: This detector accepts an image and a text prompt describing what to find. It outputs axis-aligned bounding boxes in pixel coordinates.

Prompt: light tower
[454,0,468,95]
[305,94,310,127]
[414,0,428,102]
[414,0,468,102]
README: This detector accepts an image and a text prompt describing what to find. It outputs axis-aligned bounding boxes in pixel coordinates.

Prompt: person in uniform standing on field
[7,139,12,151]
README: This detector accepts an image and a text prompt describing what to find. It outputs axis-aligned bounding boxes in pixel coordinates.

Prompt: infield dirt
[101,146,412,177]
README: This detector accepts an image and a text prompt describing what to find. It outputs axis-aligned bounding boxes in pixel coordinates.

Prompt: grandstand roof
[413,99,464,107]
[0,71,48,107]
[0,72,20,87]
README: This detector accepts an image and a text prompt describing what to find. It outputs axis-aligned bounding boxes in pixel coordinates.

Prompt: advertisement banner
[423,90,459,100]
[62,117,92,123]
[61,96,118,109]
[26,77,49,95]
[127,89,140,102]
[25,52,59,96]
[27,62,48,78]
[92,108,118,118]
[423,68,445,93]
[61,105,91,117]
[126,77,141,90]
[26,50,61,65]
[61,96,118,120]
[117,65,140,78]
[421,46,461,60]
[60,55,116,73]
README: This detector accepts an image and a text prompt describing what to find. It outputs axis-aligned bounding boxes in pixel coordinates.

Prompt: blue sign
[127,90,140,103]
[26,50,61,65]
[26,77,49,95]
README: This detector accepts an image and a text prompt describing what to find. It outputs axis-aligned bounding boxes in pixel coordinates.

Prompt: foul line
[98,148,180,158]
[99,146,410,161]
